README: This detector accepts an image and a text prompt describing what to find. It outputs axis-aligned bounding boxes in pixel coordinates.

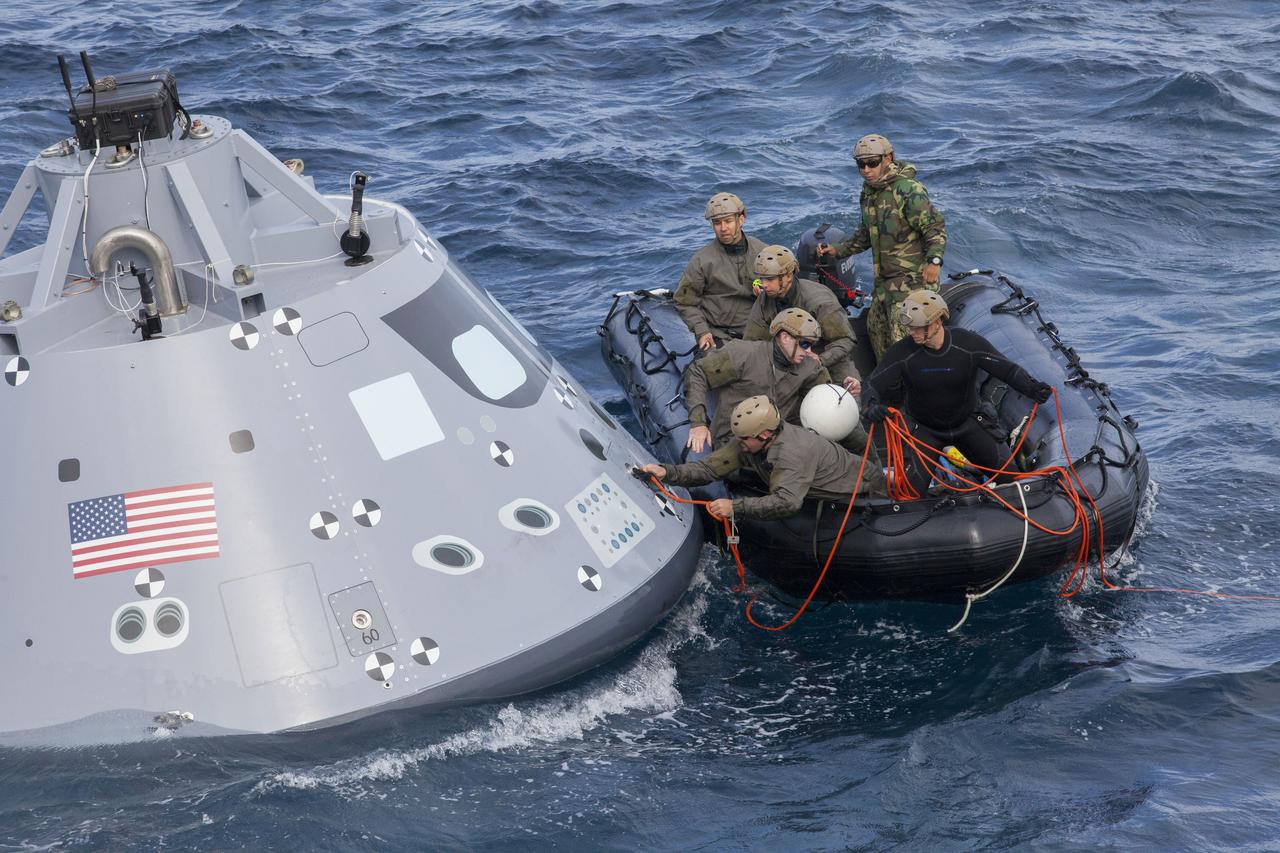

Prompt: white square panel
[451,324,527,400]
[565,474,655,568]
[349,372,445,460]
[219,563,338,687]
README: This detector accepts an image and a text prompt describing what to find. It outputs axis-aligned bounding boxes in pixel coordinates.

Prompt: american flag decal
[68,482,220,579]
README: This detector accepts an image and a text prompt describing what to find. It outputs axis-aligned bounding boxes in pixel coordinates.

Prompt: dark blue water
[3,1,1279,848]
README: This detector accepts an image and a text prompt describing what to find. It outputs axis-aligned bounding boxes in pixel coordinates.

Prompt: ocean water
[2,0,1279,849]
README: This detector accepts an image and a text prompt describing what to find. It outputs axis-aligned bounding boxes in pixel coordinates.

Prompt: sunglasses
[856,156,884,169]
[798,340,816,350]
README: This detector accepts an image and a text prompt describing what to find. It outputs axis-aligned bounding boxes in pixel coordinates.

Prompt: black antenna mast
[56,54,79,122]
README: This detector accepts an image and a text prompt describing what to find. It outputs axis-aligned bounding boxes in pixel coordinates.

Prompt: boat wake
[253,553,717,797]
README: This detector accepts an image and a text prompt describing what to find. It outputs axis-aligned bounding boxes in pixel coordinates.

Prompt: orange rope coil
[653,389,1277,630]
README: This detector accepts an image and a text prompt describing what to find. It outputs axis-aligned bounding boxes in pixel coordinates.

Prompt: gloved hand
[1030,381,1053,404]
[862,402,890,424]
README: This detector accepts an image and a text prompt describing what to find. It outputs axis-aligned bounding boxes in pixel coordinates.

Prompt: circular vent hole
[590,400,617,430]
[116,607,146,643]
[515,505,553,529]
[579,428,607,461]
[154,602,185,637]
[431,543,475,569]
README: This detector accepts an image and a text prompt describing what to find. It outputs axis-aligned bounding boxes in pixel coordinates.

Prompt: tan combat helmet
[897,289,950,327]
[769,307,821,341]
[704,192,746,221]
[754,245,798,277]
[853,134,894,160]
[730,395,781,438]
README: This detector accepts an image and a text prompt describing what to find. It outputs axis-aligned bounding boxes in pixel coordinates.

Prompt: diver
[684,307,860,453]
[861,290,1053,490]
[742,245,860,385]
[673,192,767,351]
[639,395,885,520]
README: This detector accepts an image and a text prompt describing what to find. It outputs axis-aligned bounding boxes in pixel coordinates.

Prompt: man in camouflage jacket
[818,134,947,359]
[674,192,767,350]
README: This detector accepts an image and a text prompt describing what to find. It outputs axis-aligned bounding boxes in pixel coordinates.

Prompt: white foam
[1102,478,1161,581]
[254,554,716,797]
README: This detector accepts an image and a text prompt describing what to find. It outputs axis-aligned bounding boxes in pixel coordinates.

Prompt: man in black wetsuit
[861,290,1053,489]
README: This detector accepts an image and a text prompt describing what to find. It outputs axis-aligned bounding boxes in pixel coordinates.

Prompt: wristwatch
[928,256,942,266]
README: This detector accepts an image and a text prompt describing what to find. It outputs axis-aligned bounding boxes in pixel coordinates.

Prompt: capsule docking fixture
[127,263,162,340]
[341,171,374,266]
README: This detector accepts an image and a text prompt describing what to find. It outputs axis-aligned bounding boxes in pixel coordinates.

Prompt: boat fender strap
[861,496,956,537]
[947,269,995,281]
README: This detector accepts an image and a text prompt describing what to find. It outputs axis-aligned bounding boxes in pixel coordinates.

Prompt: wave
[252,558,716,797]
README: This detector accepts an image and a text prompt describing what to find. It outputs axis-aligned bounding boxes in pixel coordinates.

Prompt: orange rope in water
[649,423,877,631]
[879,392,1098,595]
[653,389,1280,628]
[883,389,1280,608]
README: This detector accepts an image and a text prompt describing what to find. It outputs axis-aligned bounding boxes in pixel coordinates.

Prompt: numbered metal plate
[327,581,397,657]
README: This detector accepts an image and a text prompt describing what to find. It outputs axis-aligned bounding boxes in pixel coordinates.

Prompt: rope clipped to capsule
[645,423,878,631]
[646,387,1280,632]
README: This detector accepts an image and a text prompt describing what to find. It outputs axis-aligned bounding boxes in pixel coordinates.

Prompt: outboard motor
[794,223,860,309]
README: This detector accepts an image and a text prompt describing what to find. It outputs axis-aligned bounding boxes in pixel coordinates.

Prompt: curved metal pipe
[90,226,187,316]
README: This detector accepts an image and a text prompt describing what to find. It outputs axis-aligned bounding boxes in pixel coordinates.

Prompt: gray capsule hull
[0,110,701,741]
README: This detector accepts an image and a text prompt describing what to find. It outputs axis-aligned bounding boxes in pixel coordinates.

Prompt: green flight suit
[742,278,859,384]
[674,233,767,341]
[684,339,830,448]
[829,162,947,359]
[661,423,886,520]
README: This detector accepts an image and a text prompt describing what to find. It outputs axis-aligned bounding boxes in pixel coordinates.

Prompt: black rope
[859,497,957,536]
[618,298,696,376]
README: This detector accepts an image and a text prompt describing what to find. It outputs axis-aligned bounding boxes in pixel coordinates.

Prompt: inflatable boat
[599,266,1149,602]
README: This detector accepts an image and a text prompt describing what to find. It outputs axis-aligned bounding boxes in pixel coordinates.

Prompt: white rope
[251,250,344,269]
[137,132,151,231]
[172,232,345,273]
[948,480,1031,633]
[101,261,141,316]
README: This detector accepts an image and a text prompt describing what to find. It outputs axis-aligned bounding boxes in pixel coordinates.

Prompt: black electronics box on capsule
[68,69,179,149]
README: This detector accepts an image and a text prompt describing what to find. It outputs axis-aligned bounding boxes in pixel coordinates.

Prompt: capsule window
[499,498,561,536]
[413,536,486,575]
[579,428,607,461]
[432,543,474,569]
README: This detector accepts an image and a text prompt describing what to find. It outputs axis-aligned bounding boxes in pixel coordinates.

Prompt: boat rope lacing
[958,270,1143,472]
[616,282,1280,627]
[599,291,696,446]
